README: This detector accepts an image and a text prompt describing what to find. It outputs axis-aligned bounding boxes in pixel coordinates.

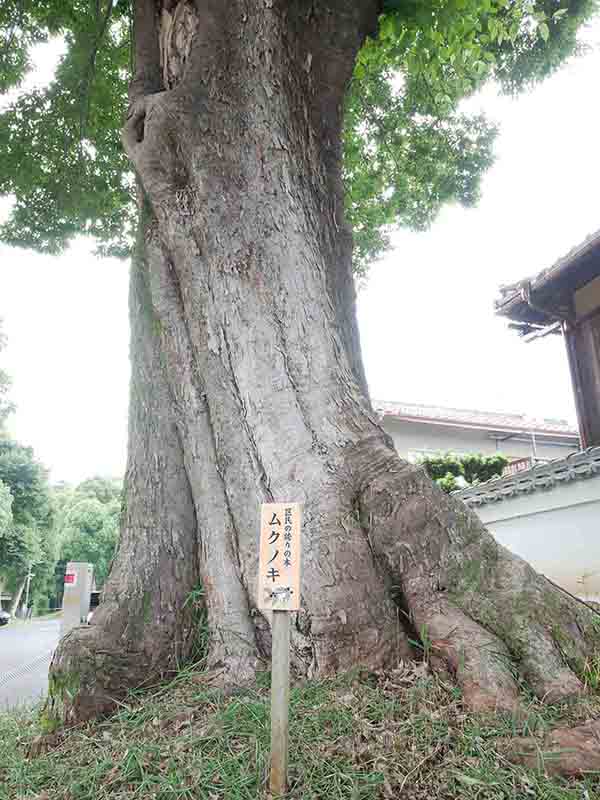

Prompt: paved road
[0,616,61,710]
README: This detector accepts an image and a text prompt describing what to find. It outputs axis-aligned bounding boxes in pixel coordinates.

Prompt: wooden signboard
[258,502,302,612]
[502,457,533,477]
[259,502,302,797]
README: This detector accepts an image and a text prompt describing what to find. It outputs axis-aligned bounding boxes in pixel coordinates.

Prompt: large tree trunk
[50,0,599,722]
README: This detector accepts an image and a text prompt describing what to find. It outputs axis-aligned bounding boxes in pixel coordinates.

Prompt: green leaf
[0,0,595,271]
[454,773,499,787]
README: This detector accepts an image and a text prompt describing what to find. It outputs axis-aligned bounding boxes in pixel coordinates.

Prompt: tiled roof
[375,400,578,438]
[495,228,600,326]
[456,446,600,507]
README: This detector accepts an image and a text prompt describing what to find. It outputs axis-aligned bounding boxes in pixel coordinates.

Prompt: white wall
[382,415,595,599]
[382,416,578,463]
[472,476,600,600]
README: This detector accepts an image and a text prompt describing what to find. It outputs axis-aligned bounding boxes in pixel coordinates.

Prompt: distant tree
[0,520,41,578]
[0,438,54,612]
[53,477,122,589]
[0,439,52,528]
[0,479,12,535]
[0,332,57,610]
[419,452,509,493]
[0,321,14,431]
[59,495,119,586]
[419,453,509,494]
[75,476,122,506]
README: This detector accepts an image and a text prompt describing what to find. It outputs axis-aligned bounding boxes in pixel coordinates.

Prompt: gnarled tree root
[355,445,600,715]
[504,719,600,776]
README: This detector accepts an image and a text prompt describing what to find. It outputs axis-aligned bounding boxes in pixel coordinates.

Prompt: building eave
[375,401,578,442]
[379,412,579,444]
[495,229,600,327]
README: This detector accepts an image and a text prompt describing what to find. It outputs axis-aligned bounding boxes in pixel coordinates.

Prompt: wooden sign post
[258,502,302,797]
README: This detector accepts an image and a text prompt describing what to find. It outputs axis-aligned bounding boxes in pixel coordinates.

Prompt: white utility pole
[23,563,35,620]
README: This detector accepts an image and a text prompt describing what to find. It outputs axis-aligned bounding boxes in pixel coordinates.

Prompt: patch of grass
[1,662,600,800]
[583,654,600,691]
[183,584,210,664]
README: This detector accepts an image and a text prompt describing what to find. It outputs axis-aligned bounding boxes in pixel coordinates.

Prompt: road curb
[0,650,54,689]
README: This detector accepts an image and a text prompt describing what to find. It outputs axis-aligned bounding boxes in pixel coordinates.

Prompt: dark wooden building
[496,230,600,448]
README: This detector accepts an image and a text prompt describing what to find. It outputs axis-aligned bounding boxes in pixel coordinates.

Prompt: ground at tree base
[3,662,600,800]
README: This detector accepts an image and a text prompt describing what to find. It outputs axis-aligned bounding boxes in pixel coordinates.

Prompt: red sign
[64,573,76,585]
[502,457,533,477]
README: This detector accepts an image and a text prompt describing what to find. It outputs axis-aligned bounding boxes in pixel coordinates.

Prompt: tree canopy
[0,438,52,527]
[0,478,13,535]
[0,463,121,610]
[0,324,12,535]
[54,476,121,586]
[0,320,14,429]
[0,318,120,609]
[0,0,595,269]
[0,437,55,609]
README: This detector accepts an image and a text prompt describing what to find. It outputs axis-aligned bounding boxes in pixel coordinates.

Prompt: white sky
[1,29,600,483]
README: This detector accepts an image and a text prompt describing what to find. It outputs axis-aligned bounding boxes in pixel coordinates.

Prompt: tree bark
[49,0,600,721]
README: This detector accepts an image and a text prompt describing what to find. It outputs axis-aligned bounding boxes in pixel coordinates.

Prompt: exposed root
[505,719,600,776]
[204,646,261,693]
[48,625,154,724]
[520,631,584,704]
[413,601,521,714]
[356,443,600,712]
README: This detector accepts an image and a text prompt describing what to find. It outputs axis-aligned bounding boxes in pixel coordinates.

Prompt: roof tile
[376,400,578,437]
[455,446,600,507]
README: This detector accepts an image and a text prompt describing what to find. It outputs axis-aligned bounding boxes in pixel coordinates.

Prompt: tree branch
[130,0,163,102]
[79,0,116,142]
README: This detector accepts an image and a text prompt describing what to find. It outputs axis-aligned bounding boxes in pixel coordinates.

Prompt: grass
[583,655,600,692]
[1,661,600,800]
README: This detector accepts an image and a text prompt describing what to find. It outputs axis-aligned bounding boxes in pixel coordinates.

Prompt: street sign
[64,573,77,586]
[259,502,302,797]
[258,502,302,611]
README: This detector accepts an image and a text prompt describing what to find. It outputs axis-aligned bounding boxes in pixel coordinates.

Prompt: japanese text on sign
[258,503,302,611]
